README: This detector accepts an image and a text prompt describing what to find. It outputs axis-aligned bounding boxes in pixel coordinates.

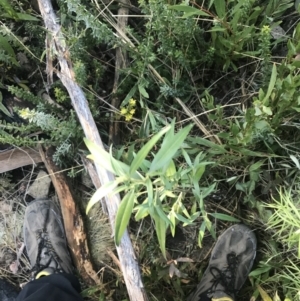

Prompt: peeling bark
[39,146,100,285]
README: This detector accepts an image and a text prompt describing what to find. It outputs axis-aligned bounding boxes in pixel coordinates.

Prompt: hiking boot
[187,224,257,301]
[23,199,73,279]
[0,278,19,301]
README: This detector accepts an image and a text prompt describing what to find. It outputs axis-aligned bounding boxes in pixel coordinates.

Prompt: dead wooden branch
[0,147,42,173]
[39,146,100,285]
[80,155,101,190]
[37,1,148,300]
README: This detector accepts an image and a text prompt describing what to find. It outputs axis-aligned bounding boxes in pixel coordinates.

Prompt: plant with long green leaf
[0,0,39,21]
[85,120,219,258]
[169,0,292,70]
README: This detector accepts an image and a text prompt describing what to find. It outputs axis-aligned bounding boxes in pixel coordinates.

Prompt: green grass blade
[115,189,135,245]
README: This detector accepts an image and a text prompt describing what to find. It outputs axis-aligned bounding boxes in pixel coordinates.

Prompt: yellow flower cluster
[120,98,136,121]
[261,25,271,35]
[19,108,36,122]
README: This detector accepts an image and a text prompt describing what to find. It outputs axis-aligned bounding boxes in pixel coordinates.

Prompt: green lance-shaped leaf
[0,35,18,65]
[153,211,168,259]
[115,189,135,245]
[84,138,141,179]
[0,0,18,19]
[214,0,226,18]
[138,84,149,98]
[168,210,176,237]
[209,213,240,222]
[198,221,206,248]
[168,5,210,18]
[15,13,39,21]
[84,138,117,174]
[0,92,12,117]
[109,146,130,177]
[86,180,123,214]
[145,177,153,206]
[165,159,176,178]
[150,123,193,172]
[187,136,227,153]
[249,160,265,172]
[135,203,150,221]
[202,183,216,198]
[182,148,192,167]
[129,125,171,175]
[193,165,205,182]
[290,155,300,170]
[262,63,277,106]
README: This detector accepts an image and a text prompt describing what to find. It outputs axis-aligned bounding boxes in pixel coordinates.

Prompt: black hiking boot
[0,278,19,301]
[187,224,257,301]
[23,199,73,279]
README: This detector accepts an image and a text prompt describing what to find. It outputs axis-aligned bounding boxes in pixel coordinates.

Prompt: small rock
[27,170,51,199]
[81,171,93,188]
[271,25,286,40]
[0,202,12,214]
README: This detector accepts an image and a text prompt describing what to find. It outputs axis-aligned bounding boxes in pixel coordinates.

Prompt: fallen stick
[39,146,100,285]
[80,155,101,190]
[37,1,147,300]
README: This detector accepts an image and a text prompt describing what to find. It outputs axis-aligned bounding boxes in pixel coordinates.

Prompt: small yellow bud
[120,107,127,115]
[261,25,270,34]
[19,108,33,119]
[129,109,135,115]
[125,114,133,121]
[129,98,136,106]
